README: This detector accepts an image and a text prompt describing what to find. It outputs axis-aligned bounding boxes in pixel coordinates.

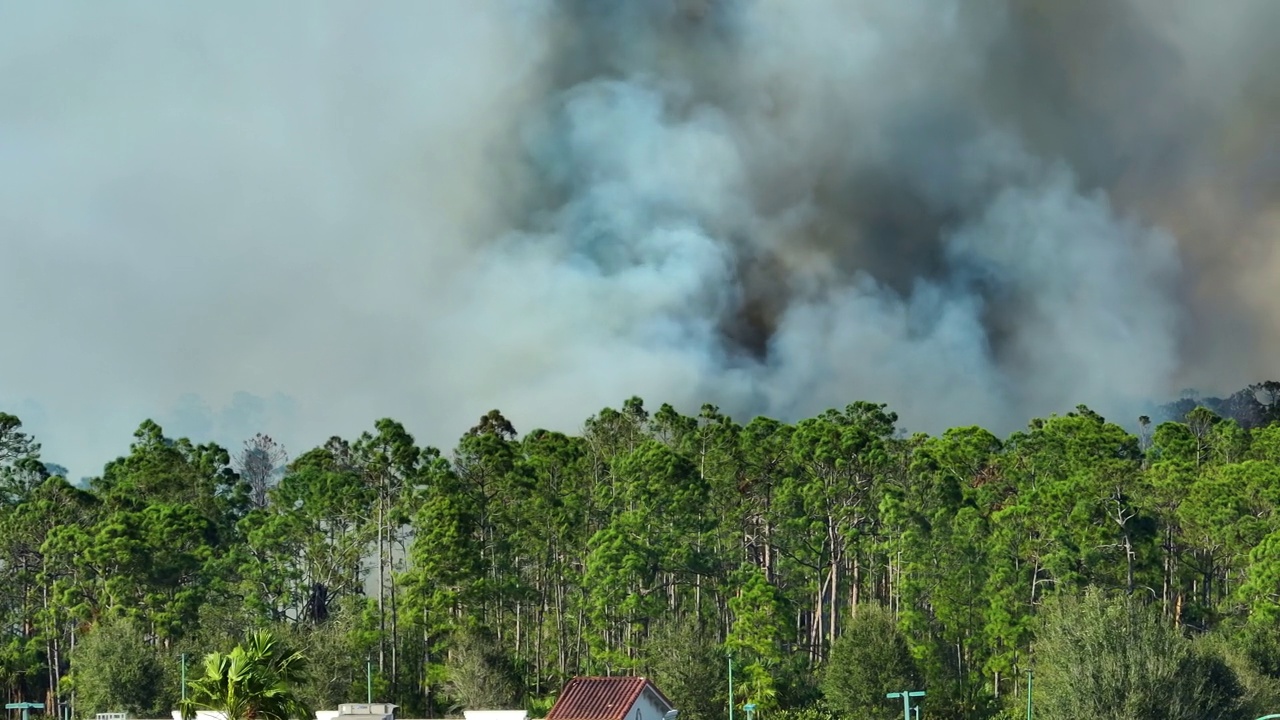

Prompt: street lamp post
[727,654,734,720]
[1025,669,1032,720]
[886,691,925,720]
[181,653,188,702]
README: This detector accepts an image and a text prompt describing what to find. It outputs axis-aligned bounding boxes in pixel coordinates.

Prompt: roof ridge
[546,676,666,720]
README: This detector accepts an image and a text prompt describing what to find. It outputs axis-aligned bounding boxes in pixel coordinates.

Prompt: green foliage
[0,412,48,505]
[270,604,376,712]
[181,630,312,720]
[527,695,556,718]
[1195,629,1280,719]
[4,392,1280,720]
[443,625,523,712]
[1033,588,1244,720]
[728,568,788,710]
[640,614,726,720]
[68,616,173,718]
[822,605,921,720]
[765,703,837,720]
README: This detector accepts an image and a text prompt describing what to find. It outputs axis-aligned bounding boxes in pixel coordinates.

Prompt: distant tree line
[3,382,1280,720]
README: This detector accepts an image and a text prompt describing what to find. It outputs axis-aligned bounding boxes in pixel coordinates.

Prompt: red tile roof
[546,677,672,720]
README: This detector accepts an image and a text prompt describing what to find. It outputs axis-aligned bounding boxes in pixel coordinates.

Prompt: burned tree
[234,433,288,508]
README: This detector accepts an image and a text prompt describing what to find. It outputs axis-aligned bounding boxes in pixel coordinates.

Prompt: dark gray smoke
[2,0,1277,476]
[467,0,1198,431]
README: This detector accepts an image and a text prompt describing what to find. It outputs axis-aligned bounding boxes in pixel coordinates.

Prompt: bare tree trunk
[390,537,399,696]
[764,519,774,583]
[574,602,586,671]
[828,560,839,647]
[813,573,826,662]
[43,582,58,720]
[1162,527,1172,620]
[378,494,386,672]
[422,605,435,718]
[536,582,545,696]
[556,561,567,677]
[695,571,702,618]
[1125,534,1135,595]
[888,555,896,617]
[851,555,861,617]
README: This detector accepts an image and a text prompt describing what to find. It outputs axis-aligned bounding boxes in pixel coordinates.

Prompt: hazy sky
[3,0,1278,479]
[1,2,550,476]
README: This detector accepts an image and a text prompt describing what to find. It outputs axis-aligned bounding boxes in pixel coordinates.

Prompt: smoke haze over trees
[3,0,1280,478]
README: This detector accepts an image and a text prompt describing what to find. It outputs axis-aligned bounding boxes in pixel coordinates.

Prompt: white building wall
[172,711,227,720]
[463,712,527,720]
[625,687,674,720]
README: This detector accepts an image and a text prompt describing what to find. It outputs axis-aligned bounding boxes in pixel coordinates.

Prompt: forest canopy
[3,383,1280,719]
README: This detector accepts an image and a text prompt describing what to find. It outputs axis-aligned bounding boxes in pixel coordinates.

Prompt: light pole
[886,690,925,720]
[727,653,734,720]
[1025,670,1032,720]
[181,653,188,702]
[367,658,374,703]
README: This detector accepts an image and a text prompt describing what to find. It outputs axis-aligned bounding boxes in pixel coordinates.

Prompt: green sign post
[727,654,734,720]
[6,702,45,720]
[1026,669,1032,720]
[886,691,925,720]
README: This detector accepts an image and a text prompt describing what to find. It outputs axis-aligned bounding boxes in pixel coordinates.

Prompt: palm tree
[180,630,313,720]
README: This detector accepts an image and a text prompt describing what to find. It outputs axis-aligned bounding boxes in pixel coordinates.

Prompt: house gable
[627,684,674,720]
[546,677,673,720]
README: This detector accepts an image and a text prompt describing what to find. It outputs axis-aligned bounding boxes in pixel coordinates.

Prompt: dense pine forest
[4,383,1280,720]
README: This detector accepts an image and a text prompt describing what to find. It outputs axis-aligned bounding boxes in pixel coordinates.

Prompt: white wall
[463,711,527,720]
[625,687,673,720]
[171,711,227,720]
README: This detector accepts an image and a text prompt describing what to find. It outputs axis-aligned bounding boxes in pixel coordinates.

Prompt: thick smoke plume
[2,0,1278,475]
[466,0,1261,429]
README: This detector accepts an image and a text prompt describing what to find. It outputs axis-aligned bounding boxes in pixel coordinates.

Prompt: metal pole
[7,702,45,720]
[181,654,188,702]
[727,655,734,720]
[367,659,373,703]
[1026,670,1032,720]
[886,691,924,720]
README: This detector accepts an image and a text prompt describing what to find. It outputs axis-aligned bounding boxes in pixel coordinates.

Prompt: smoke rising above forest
[2,0,1279,476]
